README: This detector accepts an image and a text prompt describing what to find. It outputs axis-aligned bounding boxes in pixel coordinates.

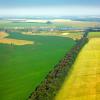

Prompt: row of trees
[28,32,89,100]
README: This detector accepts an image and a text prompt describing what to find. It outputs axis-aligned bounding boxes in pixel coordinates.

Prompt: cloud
[0,6,100,16]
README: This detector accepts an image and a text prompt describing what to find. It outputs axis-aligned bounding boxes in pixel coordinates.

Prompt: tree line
[28,32,89,100]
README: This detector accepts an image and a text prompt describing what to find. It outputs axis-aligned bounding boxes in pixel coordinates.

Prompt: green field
[0,22,66,29]
[89,32,100,38]
[0,32,75,100]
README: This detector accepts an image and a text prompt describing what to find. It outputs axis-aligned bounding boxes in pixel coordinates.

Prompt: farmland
[0,19,100,100]
[0,19,100,30]
[0,29,75,99]
[0,32,34,45]
[55,32,100,100]
[89,32,100,38]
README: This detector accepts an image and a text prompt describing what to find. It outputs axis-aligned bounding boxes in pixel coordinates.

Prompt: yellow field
[55,38,100,100]
[22,32,33,35]
[0,32,9,38]
[64,21,100,27]
[0,38,34,45]
[0,32,34,45]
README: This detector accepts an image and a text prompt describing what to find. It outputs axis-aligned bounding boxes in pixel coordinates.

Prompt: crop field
[0,19,99,100]
[0,20,100,29]
[21,31,83,40]
[0,38,34,45]
[0,32,9,38]
[55,32,100,100]
[0,30,76,100]
[0,32,34,45]
[89,32,100,38]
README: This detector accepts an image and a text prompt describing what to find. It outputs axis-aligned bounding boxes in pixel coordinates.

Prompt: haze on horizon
[0,0,100,17]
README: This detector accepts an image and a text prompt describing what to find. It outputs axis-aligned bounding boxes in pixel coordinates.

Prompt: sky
[0,0,100,16]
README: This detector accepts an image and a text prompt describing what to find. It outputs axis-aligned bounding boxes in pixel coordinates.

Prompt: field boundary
[28,32,88,100]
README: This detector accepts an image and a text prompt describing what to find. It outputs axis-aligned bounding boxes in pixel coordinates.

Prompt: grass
[55,38,100,100]
[0,32,75,100]
[89,32,100,38]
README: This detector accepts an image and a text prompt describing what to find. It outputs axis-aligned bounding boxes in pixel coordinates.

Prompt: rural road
[55,38,100,100]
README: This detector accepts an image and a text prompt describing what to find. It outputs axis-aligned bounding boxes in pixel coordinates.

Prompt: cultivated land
[0,32,34,45]
[0,32,9,38]
[0,19,100,29]
[55,32,100,100]
[0,38,34,45]
[21,31,83,40]
[89,32,100,38]
[0,31,75,100]
[0,19,99,100]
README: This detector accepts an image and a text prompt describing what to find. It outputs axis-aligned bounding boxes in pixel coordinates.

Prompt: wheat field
[55,38,100,100]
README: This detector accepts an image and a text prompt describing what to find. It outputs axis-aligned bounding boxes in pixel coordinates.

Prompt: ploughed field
[0,31,75,100]
[55,32,100,100]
